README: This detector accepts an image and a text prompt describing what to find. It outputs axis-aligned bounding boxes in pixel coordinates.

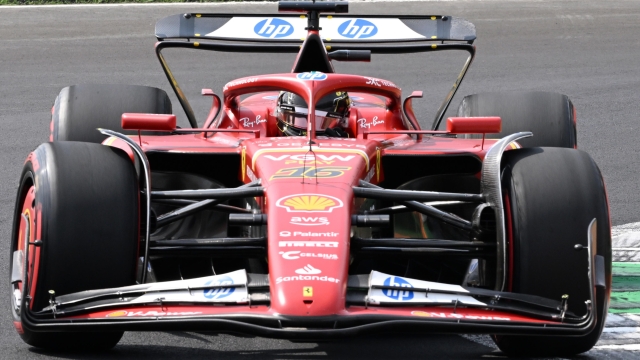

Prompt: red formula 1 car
[10,1,611,357]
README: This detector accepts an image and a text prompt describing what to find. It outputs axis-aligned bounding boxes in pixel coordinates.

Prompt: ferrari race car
[10,1,611,357]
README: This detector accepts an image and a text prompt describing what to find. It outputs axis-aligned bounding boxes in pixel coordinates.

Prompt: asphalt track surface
[1,0,640,358]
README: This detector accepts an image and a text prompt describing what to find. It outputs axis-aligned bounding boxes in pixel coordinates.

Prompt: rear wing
[154,2,477,131]
[155,14,476,44]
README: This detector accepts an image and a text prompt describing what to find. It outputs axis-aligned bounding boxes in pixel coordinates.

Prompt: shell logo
[106,310,128,317]
[276,194,344,213]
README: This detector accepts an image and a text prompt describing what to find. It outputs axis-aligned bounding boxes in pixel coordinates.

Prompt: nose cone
[267,185,350,316]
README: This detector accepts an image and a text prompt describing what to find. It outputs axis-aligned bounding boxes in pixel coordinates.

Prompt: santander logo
[295,264,321,275]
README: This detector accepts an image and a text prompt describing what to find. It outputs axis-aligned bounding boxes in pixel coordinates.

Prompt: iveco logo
[254,18,293,38]
[338,19,378,39]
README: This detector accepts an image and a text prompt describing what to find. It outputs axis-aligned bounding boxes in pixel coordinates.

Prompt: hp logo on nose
[382,276,414,301]
[296,72,328,81]
[338,19,378,39]
[203,276,235,300]
[254,18,294,38]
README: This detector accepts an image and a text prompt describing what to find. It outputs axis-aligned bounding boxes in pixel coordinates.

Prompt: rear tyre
[10,142,139,350]
[456,91,577,148]
[493,147,611,357]
[50,84,172,143]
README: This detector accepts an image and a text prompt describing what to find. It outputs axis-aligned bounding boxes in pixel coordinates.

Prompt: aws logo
[276,194,344,213]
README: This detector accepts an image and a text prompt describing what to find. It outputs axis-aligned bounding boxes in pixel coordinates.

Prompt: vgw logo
[203,276,235,300]
[296,72,328,81]
[382,276,414,301]
[338,19,378,39]
[254,18,294,38]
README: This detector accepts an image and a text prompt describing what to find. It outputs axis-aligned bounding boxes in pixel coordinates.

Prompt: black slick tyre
[457,91,577,148]
[10,142,139,350]
[494,147,611,357]
[50,84,172,143]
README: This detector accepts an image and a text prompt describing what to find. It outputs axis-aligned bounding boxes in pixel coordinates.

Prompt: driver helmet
[276,91,350,136]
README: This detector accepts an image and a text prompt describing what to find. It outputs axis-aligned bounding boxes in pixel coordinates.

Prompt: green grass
[0,0,237,5]
[611,262,640,313]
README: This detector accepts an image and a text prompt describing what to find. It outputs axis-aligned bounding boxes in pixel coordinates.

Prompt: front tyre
[10,142,139,350]
[493,147,611,357]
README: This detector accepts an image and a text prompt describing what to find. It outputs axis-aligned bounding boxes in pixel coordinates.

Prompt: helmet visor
[278,106,342,132]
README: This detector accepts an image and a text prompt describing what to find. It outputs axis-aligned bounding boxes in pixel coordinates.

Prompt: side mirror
[446,116,501,134]
[121,113,176,132]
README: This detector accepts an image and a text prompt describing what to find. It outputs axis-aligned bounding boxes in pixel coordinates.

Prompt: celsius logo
[279,251,338,260]
[382,276,414,301]
[296,72,328,81]
[338,19,378,39]
[203,276,235,300]
[254,18,293,38]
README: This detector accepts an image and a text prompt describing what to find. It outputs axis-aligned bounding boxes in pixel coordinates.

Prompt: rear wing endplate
[155,14,476,43]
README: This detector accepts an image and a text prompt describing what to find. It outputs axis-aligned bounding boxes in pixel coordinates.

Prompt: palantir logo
[382,276,414,301]
[254,18,294,38]
[338,19,378,39]
[203,276,235,300]
[296,72,328,81]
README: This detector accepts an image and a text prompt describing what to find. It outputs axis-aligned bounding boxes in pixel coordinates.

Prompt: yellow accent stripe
[251,147,370,171]
[103,136,117,146]
[376,147,381,182]
[241,147,246,180]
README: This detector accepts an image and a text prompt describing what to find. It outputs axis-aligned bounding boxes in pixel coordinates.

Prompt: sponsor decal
[264,154,356,165]
[254,18,294,38]
[290,216,330,226]
[364,76,397,88]
[246,166,258,182]
[223,77,258,91]
[203,275,235,300]
[279,251,338,260]
[240,115,267,128]
[357,116,385,129]
[295,264,321,275]
[382,276,414,301]
[279,241,338,248]
[279,230,339,237]
[296,71,328,81]
[276,275,340,284]
[270,166,351,180]
[411,311,511,321]
[106,310,203,318]
[364,166,376,182]
[303,286,313,297]
[276,194,344,213]
[338,19,378,39]
[252,147,368,170]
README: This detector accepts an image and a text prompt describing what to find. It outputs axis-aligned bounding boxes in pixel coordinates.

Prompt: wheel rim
[11,179,41,332]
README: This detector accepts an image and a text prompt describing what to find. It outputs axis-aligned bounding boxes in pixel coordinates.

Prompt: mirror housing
[446,116,501,134]
[121,113,176,132]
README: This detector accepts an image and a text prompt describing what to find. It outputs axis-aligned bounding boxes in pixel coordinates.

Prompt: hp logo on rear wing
[254,18,294,38]
[338,19,378,39]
